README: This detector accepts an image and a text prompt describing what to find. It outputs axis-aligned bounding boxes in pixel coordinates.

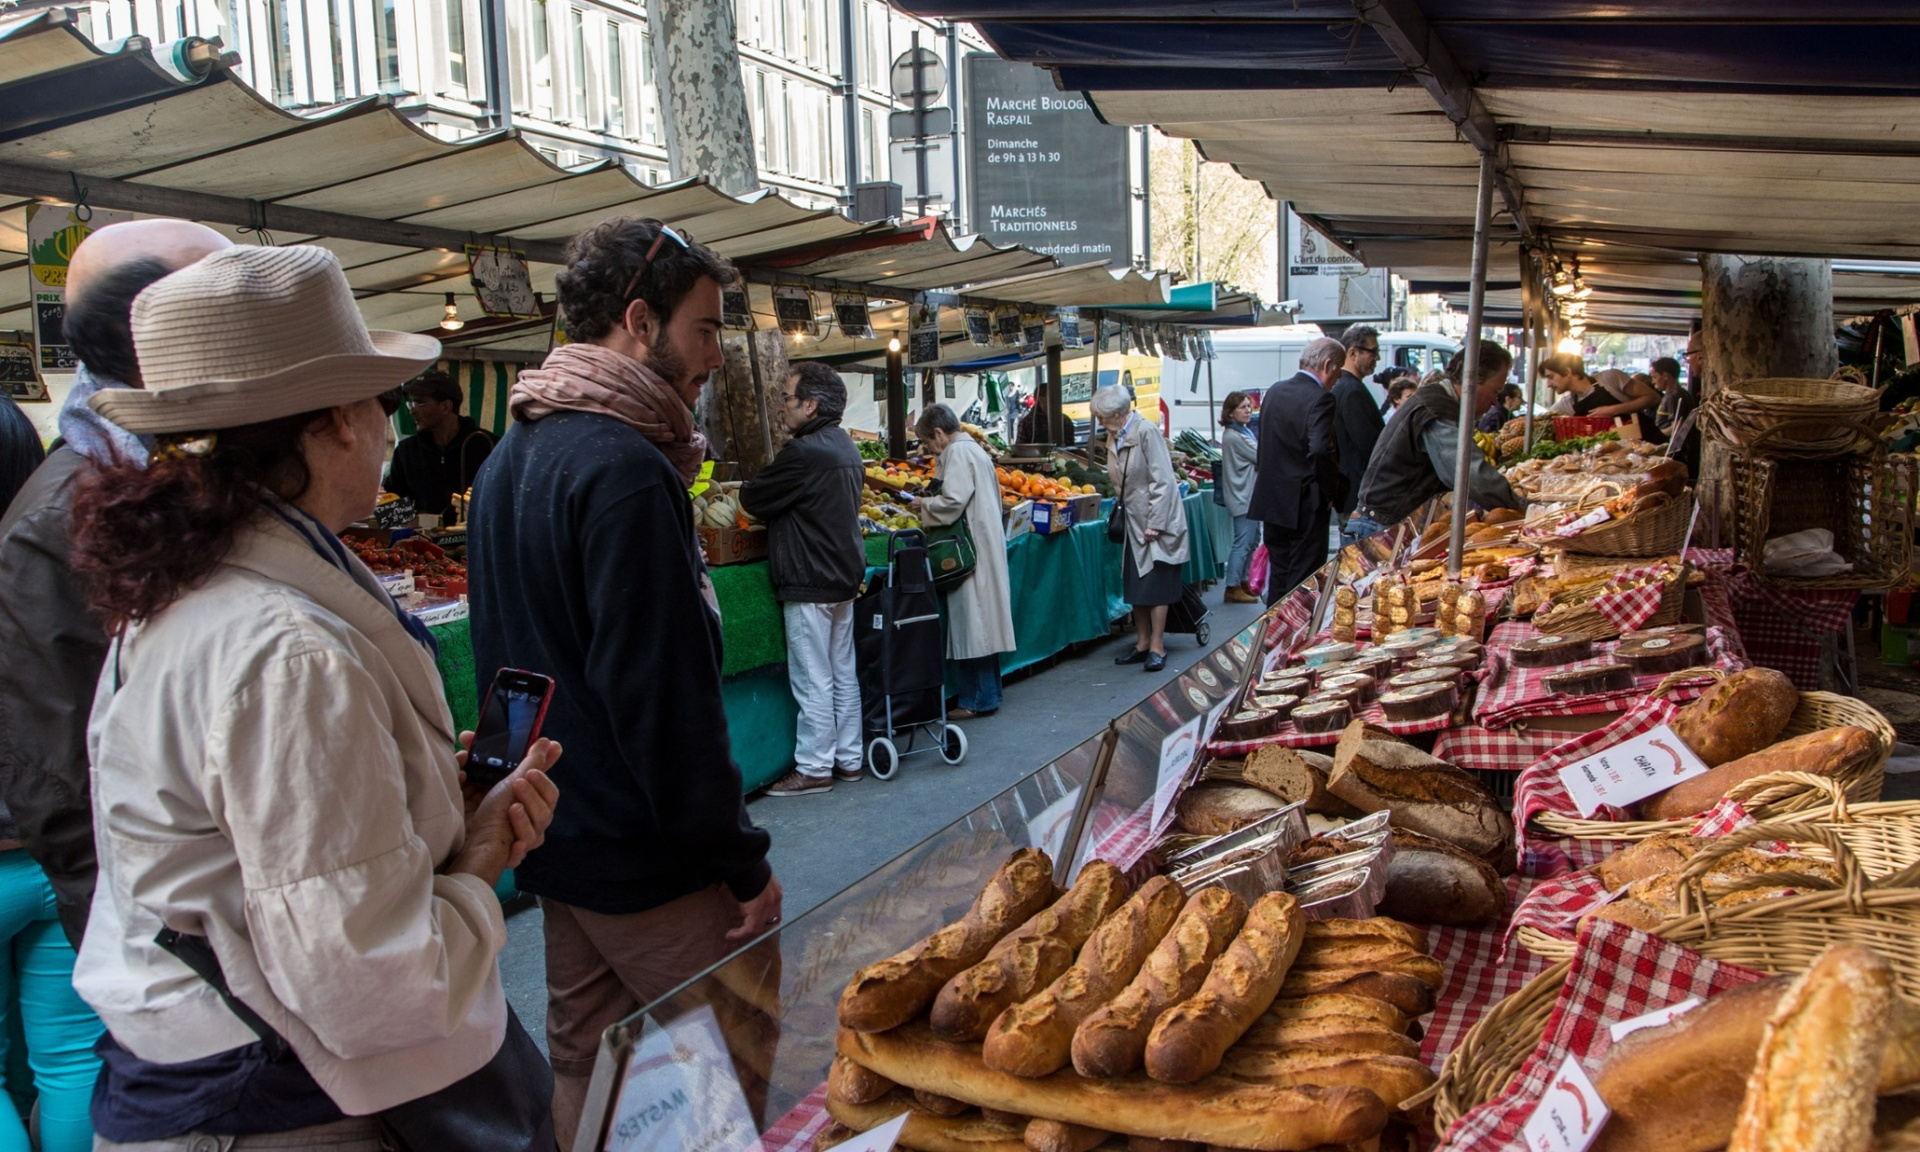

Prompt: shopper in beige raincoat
[1096,385,1189,673]
[914,404,1016,717]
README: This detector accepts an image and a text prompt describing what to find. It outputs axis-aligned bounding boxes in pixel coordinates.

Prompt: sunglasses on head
[622,224,690,301]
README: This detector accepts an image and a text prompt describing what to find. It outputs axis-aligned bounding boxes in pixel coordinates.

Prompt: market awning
[895,0,1920,332]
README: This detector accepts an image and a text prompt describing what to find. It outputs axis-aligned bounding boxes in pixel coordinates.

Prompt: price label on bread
[1557,723,1712,818]
[1520,1053,1611,1152]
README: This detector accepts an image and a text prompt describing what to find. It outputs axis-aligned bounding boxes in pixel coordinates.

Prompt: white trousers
[785,600,862,777]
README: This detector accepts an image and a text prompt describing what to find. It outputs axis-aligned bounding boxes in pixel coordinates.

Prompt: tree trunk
[1696,254,1836,542]
[648,0,781,475]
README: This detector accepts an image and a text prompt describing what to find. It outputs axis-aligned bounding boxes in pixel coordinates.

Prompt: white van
[1162,328,1460,440]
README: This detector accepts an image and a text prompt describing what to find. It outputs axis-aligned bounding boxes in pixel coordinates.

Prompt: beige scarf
[510,342,709,485]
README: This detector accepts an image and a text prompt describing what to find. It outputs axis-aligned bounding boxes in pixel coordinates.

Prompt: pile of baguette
[1188,721,1515,928]
[827,849,1446,1152]
[1584,941,1920,1152]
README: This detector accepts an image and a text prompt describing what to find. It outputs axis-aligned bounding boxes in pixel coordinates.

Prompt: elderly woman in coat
[1216,390,1260,603]
[1095,385,1189,673]
[914,404,1016,718]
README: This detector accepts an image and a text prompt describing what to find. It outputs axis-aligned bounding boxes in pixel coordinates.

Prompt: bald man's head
[63,220,231,384]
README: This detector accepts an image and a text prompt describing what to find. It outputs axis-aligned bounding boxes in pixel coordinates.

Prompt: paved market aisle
[497,589,1268,1046]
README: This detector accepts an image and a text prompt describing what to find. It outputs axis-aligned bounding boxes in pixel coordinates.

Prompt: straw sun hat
[89,244,441,435]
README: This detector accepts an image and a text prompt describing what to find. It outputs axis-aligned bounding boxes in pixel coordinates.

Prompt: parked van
[1059,352,1162,442]
[1161,328,1460,439]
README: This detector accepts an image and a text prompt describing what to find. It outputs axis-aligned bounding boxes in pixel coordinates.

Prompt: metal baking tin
[1165,801,1309,872]
[1291,868,1375,921]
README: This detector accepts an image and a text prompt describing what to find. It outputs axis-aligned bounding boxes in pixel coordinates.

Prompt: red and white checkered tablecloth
[1207,702,1454,754]
[1688,547,1857,691]
[1432,723,1575,775]
[1084,799,1161,873]
[1436,921,1768,1152]
[753,1084,835,1152]
[1473,620,1742,730]
[1586,565,1675,632]
[1510,698,1676,853]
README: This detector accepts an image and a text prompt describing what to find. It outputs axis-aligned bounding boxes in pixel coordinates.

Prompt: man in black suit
[1330,326,1385,547]
[1249,337,1347,604]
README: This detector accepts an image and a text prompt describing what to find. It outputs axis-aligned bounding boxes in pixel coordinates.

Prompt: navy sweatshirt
[467,411,771,914]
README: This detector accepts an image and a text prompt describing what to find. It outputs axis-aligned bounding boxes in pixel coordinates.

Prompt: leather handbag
[156,929,554,1152]
[923,519,978,593]
[1107,446,1128,545]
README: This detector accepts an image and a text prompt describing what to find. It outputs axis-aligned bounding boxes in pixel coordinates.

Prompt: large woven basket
[1529,686,1893,840]
[1432,960,1569,1132]
[1553,489,1693,558]
[1699,375,1887,459]
[1530,562,1687,641]
[1440,824,1920,1136]
[1727,435,1915,591]
[1519,779,1920,963]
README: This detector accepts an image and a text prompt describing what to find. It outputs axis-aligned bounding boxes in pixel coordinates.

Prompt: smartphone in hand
[467,668,554,789]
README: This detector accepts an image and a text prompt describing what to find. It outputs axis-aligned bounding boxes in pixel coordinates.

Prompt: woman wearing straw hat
[67,245,559,1150]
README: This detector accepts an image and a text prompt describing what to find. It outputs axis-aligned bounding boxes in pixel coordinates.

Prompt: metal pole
[1088,319,1102,450]
[1045,342,1064,445]
[1448,151,1495,580]
[1205,355,1217,445]
[479,0,511,130]
[838,0,859,208]
[946,21,963,231]
[886,341,908,459]
[911,30,929,218]
[1520,299,1535,453]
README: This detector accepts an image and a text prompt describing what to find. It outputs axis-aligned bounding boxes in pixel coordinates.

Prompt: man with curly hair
[466,218,779,1148]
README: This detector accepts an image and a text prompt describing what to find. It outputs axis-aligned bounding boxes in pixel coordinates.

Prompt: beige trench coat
[917,436,1017,659]
[1107,416,1190,576]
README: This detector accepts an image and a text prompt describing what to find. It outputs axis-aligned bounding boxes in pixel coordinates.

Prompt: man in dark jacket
[0,395,43,513]
[383,369,493,519]
[466,217,777,1149]
[1248,336,1347,604]
[741,362,866,797]
[1331,326,1384,546]
[1348,340,1523,540]
[0,219,230,948]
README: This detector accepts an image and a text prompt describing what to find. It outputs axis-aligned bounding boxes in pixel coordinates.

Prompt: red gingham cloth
[1689,547,1856,690]
[1436,921,1767,1152]
[1085,799,1160,872]
[1206,702,1452,754]
[1510,697,1678,854]
[752,1084,835,1152]
[1433,723,1575,775]
[1586,565,1675,632]
[1473,620,1741,730]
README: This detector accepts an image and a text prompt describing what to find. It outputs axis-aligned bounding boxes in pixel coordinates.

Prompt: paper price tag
[1151,716,1204,835]
[1557,723,1711,818]
[1608,997,1701,1042]
[604,1005,758,1152]
[1521,1053,1611,1152]
[821,1113,909,1152]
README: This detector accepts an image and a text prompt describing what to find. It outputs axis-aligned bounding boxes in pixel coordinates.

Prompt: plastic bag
[1248,543,1270,597]
[1762,528,1852,577]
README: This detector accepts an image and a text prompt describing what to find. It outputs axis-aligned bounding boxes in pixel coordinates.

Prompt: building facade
[79,0,982,214]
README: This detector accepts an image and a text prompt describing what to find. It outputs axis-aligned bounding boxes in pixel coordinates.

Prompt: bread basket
[1529,562,1688,641]
[1529,685,1893,841]
[1550,488,1694,558]
[1442,824,1920,1135]
[1698,375,1887,459]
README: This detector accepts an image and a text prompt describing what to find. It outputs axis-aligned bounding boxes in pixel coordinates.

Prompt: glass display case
[572,502,1444,1152]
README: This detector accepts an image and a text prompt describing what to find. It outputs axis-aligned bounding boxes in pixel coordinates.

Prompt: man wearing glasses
[1331,325,1385,546]
[382,369,494,519]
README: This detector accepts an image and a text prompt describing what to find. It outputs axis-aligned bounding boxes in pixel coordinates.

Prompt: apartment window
[606,22,625,135]
[861,1,886,90]
[371,0,400,88]
[569,7,587,124]
[265,0,296,101]
[752,69,771,169]
[446,0,468,91]
[528,0,552,115]
[779,77,794,175]
[327,0,351,97]
[639,28,659,142]
[859,106,876,180]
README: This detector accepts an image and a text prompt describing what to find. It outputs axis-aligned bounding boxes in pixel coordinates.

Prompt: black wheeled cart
[853,529,968,779]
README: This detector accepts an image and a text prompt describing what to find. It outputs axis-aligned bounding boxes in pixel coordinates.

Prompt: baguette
[840,849,1057,1031]
[1231,1017,1421,1060]
[1073,888,1249,1079]
[1276,969,1435,1018]
[1024,1119,1109,1152]
[1213,1048,1435,1108]
[829,1054,896,1105]
[1145,893,1305,1084]
[826,1091,1028,1152]
[1729,942,1893,1152]
[933,862,1131,1041]
[1639,726,1878,821]
[1594,974,1920,1152]
[1260,995,1412,1036]
[1289,941,1445,989]
[985,877,1186,1077]
[838,1022,1391,1151]
[1670,668,1798,767]
[1128,1139,1196,1152]
[982,1109,1030,1128]
[1301,919,1428,955]
[918,1090,973,1117]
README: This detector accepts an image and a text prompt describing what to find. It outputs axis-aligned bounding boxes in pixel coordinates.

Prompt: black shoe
[1143,652,1167,672]
[1115,646,1150,665]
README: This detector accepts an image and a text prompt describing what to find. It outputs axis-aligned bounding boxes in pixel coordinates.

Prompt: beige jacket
[1107,416,1190,575]
[76,512,507,1115]
[917,436,1016,659]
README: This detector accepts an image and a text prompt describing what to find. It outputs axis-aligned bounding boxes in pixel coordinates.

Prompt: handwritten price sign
[1557,723,1710,818]
[1522,1053,1611,1152]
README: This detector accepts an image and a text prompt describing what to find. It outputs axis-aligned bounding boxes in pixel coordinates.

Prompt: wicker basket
[1727,436,1914,591]
[1529,686,1893,840]
[1432,961,1569,1132]
[1551,489,1693,558]
[1530,563,1688,641]
[1441,824,1920,1134]
[1699,376,1888,459]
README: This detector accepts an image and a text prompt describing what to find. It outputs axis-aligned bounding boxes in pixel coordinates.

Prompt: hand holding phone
[466,668,555,790]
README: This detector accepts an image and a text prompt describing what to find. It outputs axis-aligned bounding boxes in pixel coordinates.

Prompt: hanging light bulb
[1550,268,1576,296]
[887,334,902,354]
[1568,321,1588,338]
[1557,335,1583,355]
[439,292,465,331]
[1570,278,1594,301]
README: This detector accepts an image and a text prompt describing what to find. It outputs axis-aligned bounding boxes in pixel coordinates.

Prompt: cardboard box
[1031,500,1074,535]
[698,524,770,566]
[342,526,417,547]
[1067,493,1103,522]
[1004,500,1035,541]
